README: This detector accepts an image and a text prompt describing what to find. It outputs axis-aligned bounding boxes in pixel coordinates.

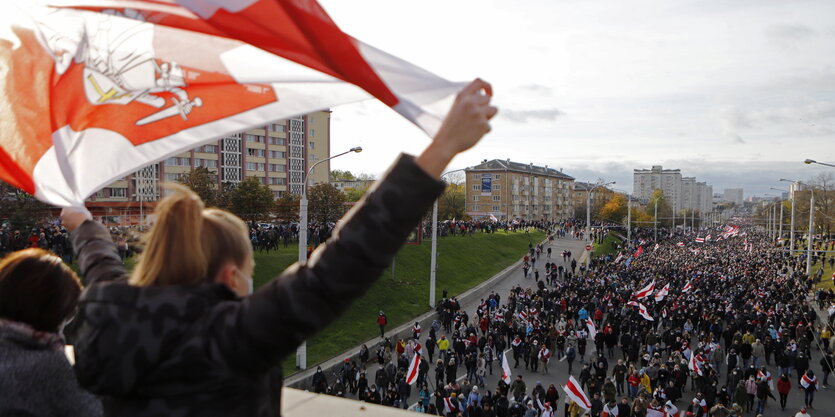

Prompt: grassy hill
[249,229,546,374]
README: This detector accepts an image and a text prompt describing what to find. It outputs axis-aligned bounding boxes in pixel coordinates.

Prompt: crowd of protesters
[310,224,834,417]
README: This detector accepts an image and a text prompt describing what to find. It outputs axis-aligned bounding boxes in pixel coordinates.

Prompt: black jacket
[70,155,443,416]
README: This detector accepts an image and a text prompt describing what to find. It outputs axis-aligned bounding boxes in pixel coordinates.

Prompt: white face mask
[236,268,254,296]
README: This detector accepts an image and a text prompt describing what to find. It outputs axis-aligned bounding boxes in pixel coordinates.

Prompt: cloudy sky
[321,0,835,197]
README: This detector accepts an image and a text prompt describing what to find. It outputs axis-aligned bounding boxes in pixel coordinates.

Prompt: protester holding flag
[60,74,496,416]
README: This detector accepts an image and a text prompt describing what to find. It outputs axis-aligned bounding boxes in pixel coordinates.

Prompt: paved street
[295,235,834,417]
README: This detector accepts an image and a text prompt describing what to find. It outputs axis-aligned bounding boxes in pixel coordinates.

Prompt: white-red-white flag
[654,283,670,302]
[562,375,592,410]
[628,301,654,321]
[0,2,465,206]
[501,351,512,384]
[688,350,702,376]
[682,281,693,293]
[634,281,655,299]
[585,318,597,340]
[405,350,420,385]
[800,373,819,389]
[676,242,685,247]
[694,237,705,243]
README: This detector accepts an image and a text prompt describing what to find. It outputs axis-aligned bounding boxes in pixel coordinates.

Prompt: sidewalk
[286,234,587,389]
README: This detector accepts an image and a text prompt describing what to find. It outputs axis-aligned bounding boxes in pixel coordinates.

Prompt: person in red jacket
[377,311,388,339]
[777,373,791,411]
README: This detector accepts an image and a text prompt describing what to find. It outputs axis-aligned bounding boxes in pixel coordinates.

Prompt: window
[309,116,315,124]
[267,177,286,185]
[472,196,479,201]
[196,159,217,169]
[309,141,315,149]
[110,188,127,198]
[472,205,479,211]
[268,150,286,159]
[165,157,191,166]
[494,174,501,180]
[492,205,500,211]
[268,164,286,172]
[472,174,480,180]
[472,185,479,191]
[270,124,286,132]
[199,144,217,153]
[95,190,105,198]
[492,196,501,201]
[269,137,285,146]
[245,134,264,143]
[309,129,315,137]
[164,173,183,182]
[247,148,265,157]
[494,184,501,190]
[246,162,265,171]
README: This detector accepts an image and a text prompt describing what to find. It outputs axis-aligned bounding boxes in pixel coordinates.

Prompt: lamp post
[771,187,787,241]
[429,168,465,309]
[804,159,835,168]
[807,191,815,276]
[296,146,362,370]
[780,179,801,254]
[585,181,615,268]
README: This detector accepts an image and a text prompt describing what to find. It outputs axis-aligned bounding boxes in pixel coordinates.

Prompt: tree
[330,170,356,182]
[344,183,372,202]
[0,181,52,232]
[178,167,218,206]
[228,177,274,222]
[438,183,465,220]
[645,189,672,227]
[599,193,627,224]
[307,183,346,224]
[274,193,301,221]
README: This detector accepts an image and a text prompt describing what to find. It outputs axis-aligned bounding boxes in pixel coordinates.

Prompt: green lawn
[814,261,834,290]
[91,230,545,376]
[263,229,546,375]
[593,231,622,258]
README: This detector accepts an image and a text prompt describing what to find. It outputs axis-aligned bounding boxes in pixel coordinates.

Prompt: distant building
[571,182,615,216]
[633,165,682,208]
[464,159,574,220]
[723,188,743,205]
[85,110,331,225]
[331,179,374,193]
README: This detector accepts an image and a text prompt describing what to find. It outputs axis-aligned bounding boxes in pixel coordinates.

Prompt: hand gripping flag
[585,318,597,340]
[562,375,592,410]
[500,351,512,384]
[634,281,655,299]
[654,283,670,302]
[0,2,466,206]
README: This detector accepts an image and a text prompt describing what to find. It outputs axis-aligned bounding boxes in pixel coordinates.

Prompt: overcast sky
[320,0,835,198]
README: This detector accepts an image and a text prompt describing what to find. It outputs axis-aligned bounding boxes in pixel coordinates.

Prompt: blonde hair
[130,184,252,287]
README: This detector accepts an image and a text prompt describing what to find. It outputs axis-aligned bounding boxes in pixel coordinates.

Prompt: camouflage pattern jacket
[69,154,444,416]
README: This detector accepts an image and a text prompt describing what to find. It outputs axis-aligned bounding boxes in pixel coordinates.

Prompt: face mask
[237,268,254,296]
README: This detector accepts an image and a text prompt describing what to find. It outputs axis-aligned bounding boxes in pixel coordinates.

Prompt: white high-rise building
[633,165,682,205]
[723,188,743,205]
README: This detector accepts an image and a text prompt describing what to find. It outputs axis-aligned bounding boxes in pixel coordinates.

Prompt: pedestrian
[777,373,791,411]
[377,311,388,339]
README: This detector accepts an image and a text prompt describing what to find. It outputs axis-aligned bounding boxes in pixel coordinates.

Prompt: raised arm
[234,79,497,361]
[62,208,126,286]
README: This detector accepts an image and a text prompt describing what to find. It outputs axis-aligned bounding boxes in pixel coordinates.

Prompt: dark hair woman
[0,248,102,415]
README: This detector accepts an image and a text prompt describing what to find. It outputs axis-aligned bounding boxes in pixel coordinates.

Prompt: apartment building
[464,159,574,221]
[86,111,331,224]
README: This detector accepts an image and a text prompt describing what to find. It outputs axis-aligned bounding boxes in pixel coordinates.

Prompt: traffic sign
[585,245,592,251]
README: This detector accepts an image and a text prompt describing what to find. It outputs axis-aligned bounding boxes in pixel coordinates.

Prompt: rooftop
[466,159,574,180]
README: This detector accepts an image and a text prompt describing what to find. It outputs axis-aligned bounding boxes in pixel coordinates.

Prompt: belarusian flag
[0,1,465,206]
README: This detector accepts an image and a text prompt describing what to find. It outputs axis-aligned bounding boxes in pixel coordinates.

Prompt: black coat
[69,155,444,417]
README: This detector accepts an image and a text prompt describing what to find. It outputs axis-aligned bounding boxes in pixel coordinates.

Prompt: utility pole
[806,191,815,276]
[626,194,632,243]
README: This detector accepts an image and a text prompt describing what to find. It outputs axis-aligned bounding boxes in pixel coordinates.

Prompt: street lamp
[770,187,787,240]
[804,159,835,168]
[779,179,803,254]
[428,169,465,309]
[296,146,361,370]
[585,180,615,268]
